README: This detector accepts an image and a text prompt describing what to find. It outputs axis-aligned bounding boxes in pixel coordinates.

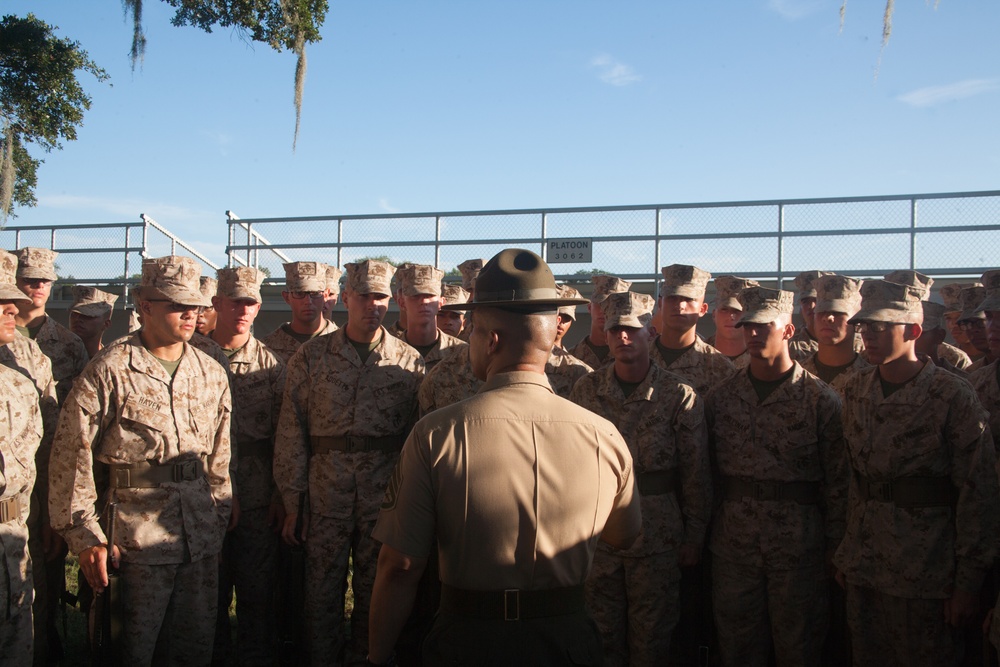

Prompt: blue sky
[3,1,999,266]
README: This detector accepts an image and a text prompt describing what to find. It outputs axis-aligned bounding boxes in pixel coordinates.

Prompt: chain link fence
[226,190,1000,289]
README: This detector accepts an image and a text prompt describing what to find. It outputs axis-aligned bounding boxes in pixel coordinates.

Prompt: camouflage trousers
[305,514,380,667]
[845,583,955,667]
[118,555,219,666]
[214,507,279,666]
[712,555,829,667]
[0,528,34,666]
[585,548,680,667]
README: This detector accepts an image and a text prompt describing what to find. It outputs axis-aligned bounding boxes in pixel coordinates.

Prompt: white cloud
[591,54,642,87]
[378,198,401,214]
[766,0,824,20]
[897,79,1000,107]
[37,194,213,223]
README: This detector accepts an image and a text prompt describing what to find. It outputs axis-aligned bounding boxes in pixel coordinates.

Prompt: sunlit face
[344,289,389,338]
[588,301,606,332]
[69,311,110,341]
[960,318,989,353]
[713,306,742,341]
[213,295,261,335]
[437,310,464,337]
[944,311,969,346]
[141,299,201,345]
[282,289,328,329]
[741,320,789,361]
[657,294,707,335]
[607,324,652,364]
[323,292,340,319]
[195,305,217,335]
[858,321,918,365]
[814,311,854,346]
[16,277,51,310]
[401,293,441,329]
[0,302,19,345]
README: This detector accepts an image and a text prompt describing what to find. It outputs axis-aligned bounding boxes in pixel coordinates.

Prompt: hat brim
[442,296,588,311]
[977,295,1000,314]
[71,303,114,318]
[17,268,57,282]
[714,297,742,311]
[848,307,922,325]
[735,308,787,327]
[659,286,705,299]
[0,285,32,305]
[135,285,211,308]
[815,299,860,315]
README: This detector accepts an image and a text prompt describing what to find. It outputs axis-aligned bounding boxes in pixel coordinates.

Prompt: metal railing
[1,214,220,304]
[225,190,1000,288]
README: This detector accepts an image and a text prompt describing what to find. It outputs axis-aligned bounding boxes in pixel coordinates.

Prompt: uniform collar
[481,370,554,394]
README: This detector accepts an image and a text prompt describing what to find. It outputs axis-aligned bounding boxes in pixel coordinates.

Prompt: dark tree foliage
[0,13,108,221]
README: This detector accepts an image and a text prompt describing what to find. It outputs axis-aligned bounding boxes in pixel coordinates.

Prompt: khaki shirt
[260,319,338,363]
[833,362,999,597]
[570,363,711,557]
[707,364,846,569]
[373,371,640,590]
[649,336,736,396]
[568,335,614,370]
[0,365,43,618]
[33,316,89,404]
[939,342,973,370]
[227,336,284,511]
[49,335,233,565]
[273,328,424,519]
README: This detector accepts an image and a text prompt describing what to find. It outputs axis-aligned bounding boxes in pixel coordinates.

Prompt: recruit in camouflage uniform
[69,286,119,358]
[436,283,469,339]
[0,260,45,665]
[262,262,338,363]
[570,291,712,667]
[196,276,219,336]
[49,256,234,665]
[917,301,968,377]
[323,264,343,323]
[390,264,467,371]
[958,285,995,371]
[833,279,1000,666]
[651,264,735,395]
[455,258,484,341]
[208,267,286,666]
[800,274,871,395]
[707,275,759,370]
[553,284,582,349]
[568,274,631,370]
[787,270,835,363]
[940,281,982,362]
[706,286,846,667]
[273,259,424,665]
[386,262,415,340]
[883,270,972,372]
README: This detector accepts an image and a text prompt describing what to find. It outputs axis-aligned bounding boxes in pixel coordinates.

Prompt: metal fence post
[910,198,918,270]
[435,216,442,268]
[777,203,785,289]
[337,219,344,268]
[541,212,548,259]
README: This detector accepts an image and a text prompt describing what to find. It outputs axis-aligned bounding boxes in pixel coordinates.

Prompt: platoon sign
[547,238,593,263]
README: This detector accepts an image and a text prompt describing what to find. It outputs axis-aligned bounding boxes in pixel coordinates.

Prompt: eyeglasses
[958,319,986,331]
[288,291,325,300]
[856,321,903,334]
[146,299,206,315]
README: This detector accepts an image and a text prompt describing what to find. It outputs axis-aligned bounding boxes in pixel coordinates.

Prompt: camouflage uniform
[260,318,338,364]
[833,362,999,665]
[417,344,482,416]
[0,364,44,665]
[274,325,424,665]
[570,361,711,667]
[568,275,632,370]
[545,346,594,398]
[706,361,845,667]
[800,351,872,396]
[649,335,735,395]
[30,316,88,404]
[937,341,971,369]
[49,333,233,664]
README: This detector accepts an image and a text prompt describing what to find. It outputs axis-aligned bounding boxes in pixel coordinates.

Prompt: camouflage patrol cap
[216,267,266,303]
[326,265,343,295]
[714,275,760,310]
[958,285,988,322]
[590,275,632,304]
[659,264,711,300]
[135,256,210,307]
[556,285,582,320]
[199,276,218,303]
[345,259,396,296]
[0,250,32,304]
[849,280,924,325]
[14,247,58,281]
[70,286,118,318]
[921,301,946,331]
[883,270,934,299]
[792,270,835,299]
[457,259,485,291]
[815,275,863,316]
[939,282,980,313]
[400,264,444,297]
[441,284,470,312]
[392,263,415,296]
[601,291,655,330]
[975,270,1000,313]
[282,261,328,293]
[441,248,588,311]
[735,287,795,326]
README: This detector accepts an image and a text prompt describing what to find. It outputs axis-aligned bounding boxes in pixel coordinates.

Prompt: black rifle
[91,503,122,666]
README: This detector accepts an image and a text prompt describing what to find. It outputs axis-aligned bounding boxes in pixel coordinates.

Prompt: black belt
[310,434,406,455]
[857,476,954,508]
[239,438,273,459]
[0,496,23,523]
[110,458,206,489]
[722,476,820,505]
[637,470,677,496]
[440,584,585,621]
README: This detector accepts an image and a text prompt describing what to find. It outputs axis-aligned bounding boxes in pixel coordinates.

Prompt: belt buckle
[503,589,520,621]
[173,460,199,482]
[113,468,132,489]
[874,481,894,502]
[0,498,12,523]
[752,482,778,502]
[346,436,367,453]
